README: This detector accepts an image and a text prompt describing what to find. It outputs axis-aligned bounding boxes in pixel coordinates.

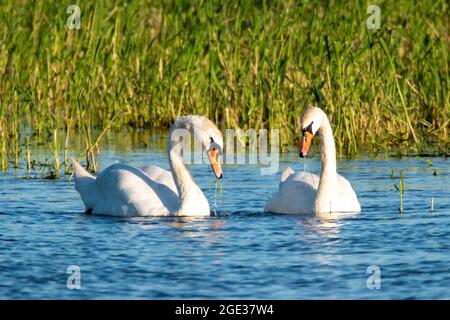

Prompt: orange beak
[208,148,223,179]
[299,131,313,158]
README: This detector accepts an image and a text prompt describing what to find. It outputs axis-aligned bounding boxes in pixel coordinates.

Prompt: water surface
[0,133,449,299]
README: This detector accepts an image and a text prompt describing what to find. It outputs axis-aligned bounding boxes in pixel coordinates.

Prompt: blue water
[0,142,449,299]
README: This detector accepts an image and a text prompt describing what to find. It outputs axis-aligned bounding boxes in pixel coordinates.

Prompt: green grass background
[0,0,448,174]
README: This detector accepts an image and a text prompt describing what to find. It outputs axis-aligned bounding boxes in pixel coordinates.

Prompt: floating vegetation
[210,177,227,216]
[217,180,227,217]
[416,157,434,166]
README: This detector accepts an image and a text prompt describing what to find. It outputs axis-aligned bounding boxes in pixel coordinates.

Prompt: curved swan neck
[317,114,337,179]
[167,120,197,200]
[167,139,195,200]
[167,118,209,214]
[315,111,337,213]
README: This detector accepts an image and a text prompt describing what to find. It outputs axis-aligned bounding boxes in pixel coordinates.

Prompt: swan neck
[315,114,337,206]
[167,124,197,202]
[318,116,337,179]
[167,118,210,215]
[315,113,337,213]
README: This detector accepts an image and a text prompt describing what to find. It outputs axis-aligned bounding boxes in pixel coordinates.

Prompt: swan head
[299,106,324,157]
[173,115,224,179]
[201,119,224,180]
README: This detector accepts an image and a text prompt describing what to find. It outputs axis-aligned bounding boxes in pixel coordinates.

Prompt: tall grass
[0,0,448,177]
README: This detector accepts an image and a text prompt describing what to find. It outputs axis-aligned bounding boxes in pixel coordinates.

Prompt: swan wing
[93,163,180,216]
[281,170,319,190]
[73,162,180,216]
[139,165,178,195]
[334,174,361,212]
[265,168,319,214]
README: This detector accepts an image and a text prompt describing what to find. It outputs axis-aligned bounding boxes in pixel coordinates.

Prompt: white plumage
[265,107,361,215]
[73,115,223,217]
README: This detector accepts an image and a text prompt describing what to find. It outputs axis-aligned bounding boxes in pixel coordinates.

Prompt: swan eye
[210,137,214,143]
[302,121,314,135]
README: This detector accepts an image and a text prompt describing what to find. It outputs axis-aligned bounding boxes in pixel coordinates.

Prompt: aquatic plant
[399,170,405,213]
[0,0,448,177]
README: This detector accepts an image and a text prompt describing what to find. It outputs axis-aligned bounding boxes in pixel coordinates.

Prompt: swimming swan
[73,115,223,216]
[265,106,361,215]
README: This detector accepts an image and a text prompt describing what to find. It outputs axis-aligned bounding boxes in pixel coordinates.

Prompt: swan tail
[72,158,92,178]
[281,167,295,183]
[72,159,99,211]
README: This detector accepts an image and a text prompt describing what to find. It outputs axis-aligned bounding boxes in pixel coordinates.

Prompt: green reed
[0,118,7,172]
[0,0,448,178]
[25,136,31,175]
[399,170,405,213]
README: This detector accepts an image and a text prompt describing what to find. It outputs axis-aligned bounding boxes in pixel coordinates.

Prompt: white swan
[265,106,361,215]
[72,115,223,217]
